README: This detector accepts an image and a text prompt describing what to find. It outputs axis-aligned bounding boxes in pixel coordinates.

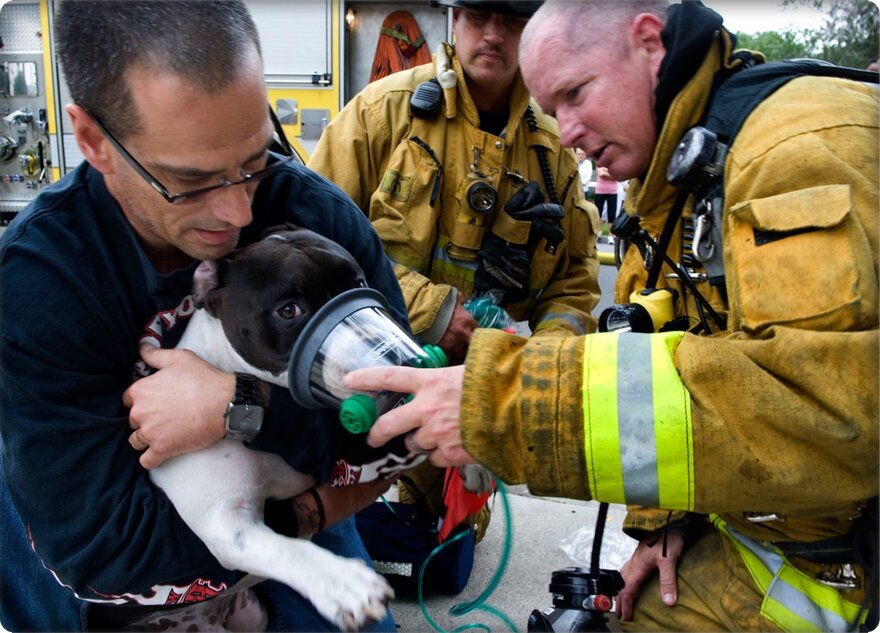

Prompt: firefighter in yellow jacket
[309,0,600,535]
[347,1,880,630]
[310,2,599,358]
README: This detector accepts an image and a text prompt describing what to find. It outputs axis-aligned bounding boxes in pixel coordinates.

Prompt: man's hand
[438,294,479,365]
[344,364,475,467]
[123,344,234,469]
[615,531,684,621]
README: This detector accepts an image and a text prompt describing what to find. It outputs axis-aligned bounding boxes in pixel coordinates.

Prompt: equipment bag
[356,499,476,594]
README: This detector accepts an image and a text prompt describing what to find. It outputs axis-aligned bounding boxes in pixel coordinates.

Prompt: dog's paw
[337,592,392,632]
[309,556,394,631]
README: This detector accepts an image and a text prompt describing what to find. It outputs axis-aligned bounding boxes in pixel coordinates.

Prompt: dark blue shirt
[0,158,407,606]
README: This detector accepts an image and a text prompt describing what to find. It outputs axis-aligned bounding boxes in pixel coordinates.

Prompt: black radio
[410,78,443,119]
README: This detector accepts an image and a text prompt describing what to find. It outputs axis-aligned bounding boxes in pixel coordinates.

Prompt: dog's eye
[276,302,303,319]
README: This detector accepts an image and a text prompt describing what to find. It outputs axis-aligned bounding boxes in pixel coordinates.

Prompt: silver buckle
[745,512,785,523]
[816,563,859,590]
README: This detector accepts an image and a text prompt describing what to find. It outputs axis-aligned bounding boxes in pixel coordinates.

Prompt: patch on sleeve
[379,169,412,202]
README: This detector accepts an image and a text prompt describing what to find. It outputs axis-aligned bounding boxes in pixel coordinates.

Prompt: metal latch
[745,512,785,523]
[816,563,859,590]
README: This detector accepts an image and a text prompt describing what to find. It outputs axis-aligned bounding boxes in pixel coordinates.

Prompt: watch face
[226,403,264,436]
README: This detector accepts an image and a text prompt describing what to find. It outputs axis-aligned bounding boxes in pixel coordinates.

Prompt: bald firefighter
[347,1,879,630]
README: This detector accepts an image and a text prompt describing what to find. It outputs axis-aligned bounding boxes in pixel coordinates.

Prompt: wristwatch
[224,373,265,442]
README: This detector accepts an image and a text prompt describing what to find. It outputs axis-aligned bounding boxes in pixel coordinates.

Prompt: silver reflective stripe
[727,525,853,632]
[433,245,478,270]
[536,311,587,335]
[616,334,660,507]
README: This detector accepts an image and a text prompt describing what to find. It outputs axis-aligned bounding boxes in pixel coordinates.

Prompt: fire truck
[0,0,452,228]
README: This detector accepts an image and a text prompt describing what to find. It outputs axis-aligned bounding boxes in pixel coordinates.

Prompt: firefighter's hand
[474,238,531,303]
[123,344,234,469]
[438,293,479,365]
[615,531,684,621]
[344,364,475,467]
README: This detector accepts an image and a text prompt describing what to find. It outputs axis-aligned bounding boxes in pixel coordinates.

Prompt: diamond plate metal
[0,3,42,53]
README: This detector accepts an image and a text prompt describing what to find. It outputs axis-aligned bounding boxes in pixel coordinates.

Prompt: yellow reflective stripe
[762,571,862,633]
[582,332,624,502]
[762,601,824,633]
[712,516,779,595]
[712,516,865,632]
[652,332,694,510]
[431,236,476,283]
[582,331,693,509]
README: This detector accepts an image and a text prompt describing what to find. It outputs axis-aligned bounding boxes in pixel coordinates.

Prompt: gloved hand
[458,464,495,494]
[474,181,564,304]
[463,291,514,330]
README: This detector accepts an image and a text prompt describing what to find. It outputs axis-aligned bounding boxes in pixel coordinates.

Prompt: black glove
[474,182,564,304]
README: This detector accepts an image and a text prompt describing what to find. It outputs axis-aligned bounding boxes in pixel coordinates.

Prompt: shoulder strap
[705,59,879,144]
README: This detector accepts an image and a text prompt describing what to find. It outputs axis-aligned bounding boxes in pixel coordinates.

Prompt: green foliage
[734,29,817,60]
[816,0,879,67]
[736,0,878,69]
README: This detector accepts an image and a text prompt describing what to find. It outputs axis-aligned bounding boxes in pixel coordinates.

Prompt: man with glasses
[87,109,296,207]
[0,2,403,630]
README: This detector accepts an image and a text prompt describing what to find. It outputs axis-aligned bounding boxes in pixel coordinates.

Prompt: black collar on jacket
[655,1,726,125]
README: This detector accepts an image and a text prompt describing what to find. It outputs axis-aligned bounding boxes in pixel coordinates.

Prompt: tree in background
[734,0,878,69]
[734,28,816,60]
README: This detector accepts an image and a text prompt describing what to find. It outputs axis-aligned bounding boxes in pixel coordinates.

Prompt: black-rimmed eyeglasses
[88,106,296,205]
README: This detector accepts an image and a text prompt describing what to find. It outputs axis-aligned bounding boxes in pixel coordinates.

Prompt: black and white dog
[149,226,399,630]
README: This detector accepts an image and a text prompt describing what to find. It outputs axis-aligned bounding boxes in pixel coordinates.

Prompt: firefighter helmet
[432,1,543,18]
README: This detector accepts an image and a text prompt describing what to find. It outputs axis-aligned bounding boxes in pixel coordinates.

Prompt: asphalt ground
[388,486,635,633]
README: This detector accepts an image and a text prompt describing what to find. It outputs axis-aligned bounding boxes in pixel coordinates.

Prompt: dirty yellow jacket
[308,44,600,342]
[460,33,878,546]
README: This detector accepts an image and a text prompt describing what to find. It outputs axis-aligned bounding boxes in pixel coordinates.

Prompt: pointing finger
[658,554,680,607]
[343,365,424,394]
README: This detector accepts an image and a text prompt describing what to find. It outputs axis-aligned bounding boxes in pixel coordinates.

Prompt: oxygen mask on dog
[287,288,446,434]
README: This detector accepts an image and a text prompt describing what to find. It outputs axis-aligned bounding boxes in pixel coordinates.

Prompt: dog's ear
[192,259,227,311]
[262,222,303,240]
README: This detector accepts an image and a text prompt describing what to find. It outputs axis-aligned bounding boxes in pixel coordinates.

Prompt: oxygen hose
[415,478,517,633]
[591,502,609,575]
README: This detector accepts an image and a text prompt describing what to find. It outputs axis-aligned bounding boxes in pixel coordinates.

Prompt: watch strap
[233,372,264,407]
